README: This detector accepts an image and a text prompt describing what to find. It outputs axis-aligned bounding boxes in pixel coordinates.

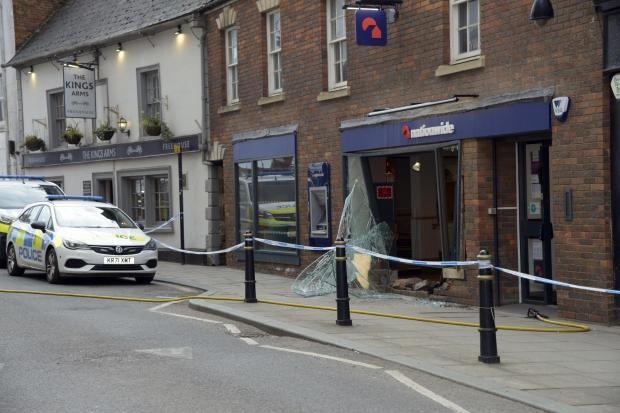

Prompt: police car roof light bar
[0,175,45,180]
[47,195,104,202]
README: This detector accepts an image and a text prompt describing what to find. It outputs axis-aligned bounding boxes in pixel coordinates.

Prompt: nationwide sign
[401,122,455,140]
[63,66,96,119]
[22,134,200,168]
[356,9,387,46]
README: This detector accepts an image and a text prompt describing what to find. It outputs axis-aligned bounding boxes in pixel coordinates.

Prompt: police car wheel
[6,245,24,277]
[45,249,62,284]
[135,275,154,284]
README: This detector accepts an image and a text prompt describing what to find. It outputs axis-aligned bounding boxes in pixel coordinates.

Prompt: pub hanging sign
[63,65,96,119]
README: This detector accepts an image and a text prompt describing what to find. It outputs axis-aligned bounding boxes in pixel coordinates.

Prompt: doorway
[518,141,555,304]
[358,143,461,281]
[94,174,115,204]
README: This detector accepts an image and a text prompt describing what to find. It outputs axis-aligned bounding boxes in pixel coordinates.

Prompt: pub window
[47,90,66,148]
[450,0,480,62]
[120,171,171,229]
[137,66,161,135]
[0,73,5,123]
[236,156,297,261]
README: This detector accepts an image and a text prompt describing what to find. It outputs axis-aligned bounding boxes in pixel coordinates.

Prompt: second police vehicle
[0,175,64,265]
[6,195,158,284]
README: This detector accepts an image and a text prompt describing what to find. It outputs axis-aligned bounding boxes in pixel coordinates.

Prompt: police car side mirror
[138,223,145,231]
[31,221,47,232]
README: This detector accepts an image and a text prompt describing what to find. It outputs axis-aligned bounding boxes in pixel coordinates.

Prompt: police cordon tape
[148,233,620,296]
[143,214,183,234]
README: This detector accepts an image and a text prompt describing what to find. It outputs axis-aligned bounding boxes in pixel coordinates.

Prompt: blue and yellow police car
[6,195,158,284]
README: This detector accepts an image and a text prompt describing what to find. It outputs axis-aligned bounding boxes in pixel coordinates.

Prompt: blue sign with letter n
[356,10,387,46]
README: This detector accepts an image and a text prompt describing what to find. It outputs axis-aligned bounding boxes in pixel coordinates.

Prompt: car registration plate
[104,257,135,265]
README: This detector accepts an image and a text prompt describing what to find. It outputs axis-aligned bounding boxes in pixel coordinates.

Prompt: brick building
[204,0,619,323]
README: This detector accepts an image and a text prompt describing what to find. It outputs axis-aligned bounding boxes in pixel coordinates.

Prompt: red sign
[376,185,393,200]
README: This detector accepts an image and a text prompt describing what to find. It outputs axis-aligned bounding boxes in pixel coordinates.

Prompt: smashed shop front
[340,98,552,304]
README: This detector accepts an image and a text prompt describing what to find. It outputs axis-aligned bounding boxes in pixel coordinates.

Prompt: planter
[25,142,45,152]
[63,134,82,145]
[145,125,161,136]
[96,129,115,141]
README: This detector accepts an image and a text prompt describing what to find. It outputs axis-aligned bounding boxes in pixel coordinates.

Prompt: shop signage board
[63,66,96,119]
[22,134,200,168]
[356,9,387,46]
[341,100,551,153]
[376,185,393,199]
[82,180,92,196]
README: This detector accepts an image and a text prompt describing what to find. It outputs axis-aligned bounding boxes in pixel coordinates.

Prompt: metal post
[244,231,257,303]
[177,147,186,265]
[335,238,352,326]
[477,250,500,364]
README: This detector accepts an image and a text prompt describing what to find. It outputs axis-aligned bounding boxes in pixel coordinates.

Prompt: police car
[6,196,158,284]
[0,176,64,265]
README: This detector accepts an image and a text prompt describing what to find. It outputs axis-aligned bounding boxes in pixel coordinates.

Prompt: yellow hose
[0,289,589,333]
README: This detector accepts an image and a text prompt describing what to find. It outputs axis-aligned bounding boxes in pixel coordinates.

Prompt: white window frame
[267,10,282,96]
[326,0,347,90]
[450,0,481,63]
[225,27,239,105]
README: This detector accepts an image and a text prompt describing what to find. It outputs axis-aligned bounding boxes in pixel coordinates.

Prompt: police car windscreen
[55,206,137,229]
[0,186,50,208]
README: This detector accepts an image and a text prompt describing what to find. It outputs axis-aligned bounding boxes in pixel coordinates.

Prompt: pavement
[157,261,620,413]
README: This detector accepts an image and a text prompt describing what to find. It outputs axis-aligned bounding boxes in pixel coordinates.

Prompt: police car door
[10,207,34,267]
[31,206,52,270]
[20,205,43,269]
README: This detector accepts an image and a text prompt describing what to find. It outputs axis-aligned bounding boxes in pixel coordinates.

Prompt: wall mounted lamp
[117,117,130,136]
[174,25,183,36]
[530,0,554,26]
[115,43,123,53]
[27,66,34,75]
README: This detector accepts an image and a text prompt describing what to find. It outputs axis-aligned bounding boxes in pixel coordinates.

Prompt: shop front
[340,94,554,305]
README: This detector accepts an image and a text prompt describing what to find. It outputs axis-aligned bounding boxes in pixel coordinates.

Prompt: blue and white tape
[347,245,479,268]
[143,214,182,234]
[496,267,620,295]
[153,240,243,255]
[254,237,336,252]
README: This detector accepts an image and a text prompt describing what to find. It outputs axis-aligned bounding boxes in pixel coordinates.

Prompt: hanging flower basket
[145,125,162,136]
[62,126,83,146]
[24,135,46,152]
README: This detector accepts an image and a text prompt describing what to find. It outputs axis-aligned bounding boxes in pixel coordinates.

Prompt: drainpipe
[492,140,501,306]
[197,13,210,155]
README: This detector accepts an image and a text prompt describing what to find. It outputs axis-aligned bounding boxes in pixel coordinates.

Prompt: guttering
[368,97,460,117]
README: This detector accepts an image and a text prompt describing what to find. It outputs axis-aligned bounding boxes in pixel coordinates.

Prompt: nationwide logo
[356,10,387,47]
[402,122,455,140]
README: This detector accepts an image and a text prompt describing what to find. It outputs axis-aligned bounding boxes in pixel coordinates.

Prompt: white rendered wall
[21,26,203,143]
[21,25,210,250]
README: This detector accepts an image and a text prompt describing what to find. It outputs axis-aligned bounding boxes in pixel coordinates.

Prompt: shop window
[47,89,66,148]
[236,156,297,261]
[266,10,282,95]
[226,27,239,105]
[327,0,347,90]
[450,0,480,62]
[120,171,171,229]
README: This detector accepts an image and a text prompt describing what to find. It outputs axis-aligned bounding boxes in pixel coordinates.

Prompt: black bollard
[477,249,500,364]
[335,238,352,326]
[244,232,257,303]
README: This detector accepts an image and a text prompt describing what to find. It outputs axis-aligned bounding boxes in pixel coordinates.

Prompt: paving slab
[156,262,620,413]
